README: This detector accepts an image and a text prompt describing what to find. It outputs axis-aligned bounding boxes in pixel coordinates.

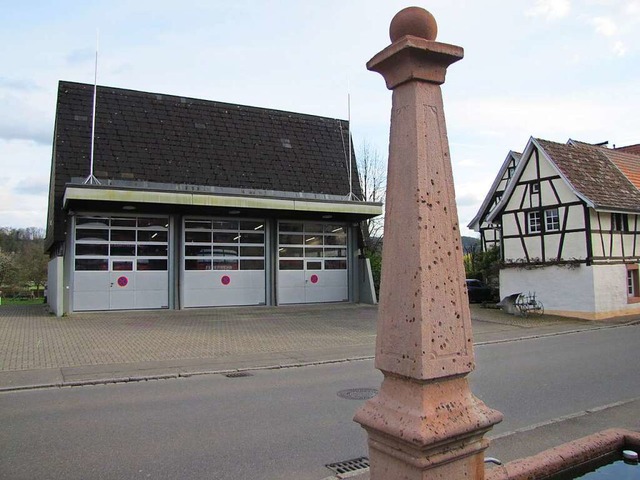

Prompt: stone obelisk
[354,7,502,479]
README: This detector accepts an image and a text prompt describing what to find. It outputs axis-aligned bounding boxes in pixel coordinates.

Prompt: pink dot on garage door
[221,275,231,285]
[310,274,319,284]
[117,276,128,287]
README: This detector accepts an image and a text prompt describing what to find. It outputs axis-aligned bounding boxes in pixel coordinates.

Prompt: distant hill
[461,236,480,253]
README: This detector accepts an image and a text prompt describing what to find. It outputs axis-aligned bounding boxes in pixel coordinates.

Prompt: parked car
[465,279,496,303]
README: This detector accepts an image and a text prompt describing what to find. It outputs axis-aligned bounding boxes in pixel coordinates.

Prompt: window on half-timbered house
[545,208,560,232]
[528,211,541,233]
[627,266,639,301]
[612,213,629,232]
[531,182,540,194]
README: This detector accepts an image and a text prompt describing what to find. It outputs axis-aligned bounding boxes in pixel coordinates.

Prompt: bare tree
[0,251,18,290]
[357,140,386,252]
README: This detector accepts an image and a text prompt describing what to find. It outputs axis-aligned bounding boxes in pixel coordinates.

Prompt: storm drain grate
[326,457,370,475]
[224,371,254,378]
[337,388,378,400]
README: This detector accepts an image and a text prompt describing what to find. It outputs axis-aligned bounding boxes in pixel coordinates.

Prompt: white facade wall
[47,256,64,317]
[592,264,640,318]
[500,265,596,316]
[501,264,640,319]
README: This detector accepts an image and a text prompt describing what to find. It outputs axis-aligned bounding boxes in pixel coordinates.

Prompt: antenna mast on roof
[84,29,101,185]
[346,88,357,201]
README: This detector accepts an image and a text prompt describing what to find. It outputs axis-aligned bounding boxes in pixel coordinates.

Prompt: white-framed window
[531,182,540,194]
[545,208,560,232]
[528,211,541,233]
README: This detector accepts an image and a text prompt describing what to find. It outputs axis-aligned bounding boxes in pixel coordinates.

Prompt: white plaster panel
[500,265,595,313]
[623,234,635,257]
[503,238,523,261]
[610,234,623,257]
[502,212,520,237]
[538,157,558,178]
[539,182,555,204]
[544,234,561,260]
[552,178,576,204]
[560,232,588,259]
[524,236,542,260]
[566,205,585,230]
[505,185,527,212]
[519,157,537,182]
[591,232,606,258]
[592,264,635,314]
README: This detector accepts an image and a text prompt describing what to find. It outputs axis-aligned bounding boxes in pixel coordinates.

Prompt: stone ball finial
[389,6,438,42]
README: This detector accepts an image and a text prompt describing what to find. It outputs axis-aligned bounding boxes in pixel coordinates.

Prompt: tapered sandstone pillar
[354,7,502,479]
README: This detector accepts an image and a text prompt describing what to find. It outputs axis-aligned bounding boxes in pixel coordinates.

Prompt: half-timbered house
[471,137,640,320]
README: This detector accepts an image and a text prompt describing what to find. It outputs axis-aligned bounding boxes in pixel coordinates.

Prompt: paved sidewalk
[0,302,633,391]
[2,302,639,480]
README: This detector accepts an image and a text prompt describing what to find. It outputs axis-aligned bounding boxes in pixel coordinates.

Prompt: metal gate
[182,218,266,307]
[73,215,169,311]
[277,221,348,304]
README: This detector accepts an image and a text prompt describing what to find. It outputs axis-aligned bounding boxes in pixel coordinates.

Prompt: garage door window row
[278,222,347,271]
[184,218,265,271]
[74,216,169,272]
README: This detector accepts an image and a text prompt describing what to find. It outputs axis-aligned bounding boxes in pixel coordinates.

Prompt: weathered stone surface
[354,7,502,479]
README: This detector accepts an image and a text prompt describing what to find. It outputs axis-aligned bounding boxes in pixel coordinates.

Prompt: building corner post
[353,7,502,479]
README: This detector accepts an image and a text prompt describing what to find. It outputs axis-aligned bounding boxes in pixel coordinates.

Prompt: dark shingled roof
[46,81,362,249]
[536,138,640,212]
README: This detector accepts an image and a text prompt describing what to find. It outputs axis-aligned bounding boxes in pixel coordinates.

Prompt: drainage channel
[326,456,370,476]
[224,372,254,378]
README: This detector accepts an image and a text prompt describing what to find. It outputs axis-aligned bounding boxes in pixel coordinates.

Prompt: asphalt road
[1,325,638,480]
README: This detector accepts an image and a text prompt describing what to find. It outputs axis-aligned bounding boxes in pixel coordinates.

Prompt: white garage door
[277,221,348,304]
[182,218,266,307]
[73,215,169,311]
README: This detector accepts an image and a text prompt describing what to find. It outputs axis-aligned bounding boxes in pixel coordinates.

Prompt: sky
[1,0,638,237]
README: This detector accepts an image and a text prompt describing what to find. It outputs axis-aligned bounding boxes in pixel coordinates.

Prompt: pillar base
[355,375,502,479]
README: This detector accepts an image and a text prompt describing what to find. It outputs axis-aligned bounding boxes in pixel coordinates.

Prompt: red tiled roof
[536,138,640,212]
[615,144,640,156]
[603,148,640,190]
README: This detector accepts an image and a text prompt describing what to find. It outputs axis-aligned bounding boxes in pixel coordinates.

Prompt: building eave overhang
[63,184,383,219]
[467,150,521,231]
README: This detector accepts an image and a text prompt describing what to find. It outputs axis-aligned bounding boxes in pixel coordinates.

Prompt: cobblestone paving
[0,304,378,371]
[469,304,593,328]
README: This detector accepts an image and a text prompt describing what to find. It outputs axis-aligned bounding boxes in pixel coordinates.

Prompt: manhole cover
[337,388,378,400]
[326,456,370,475]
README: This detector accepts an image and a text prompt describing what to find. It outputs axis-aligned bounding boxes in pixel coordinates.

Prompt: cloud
[526,0,571,20]
[65,48,95,65]
[589,16,617,36]
[0,93,53,145]
[0,77,40,92]
[13,176,50,196]
[612,41,627,56]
